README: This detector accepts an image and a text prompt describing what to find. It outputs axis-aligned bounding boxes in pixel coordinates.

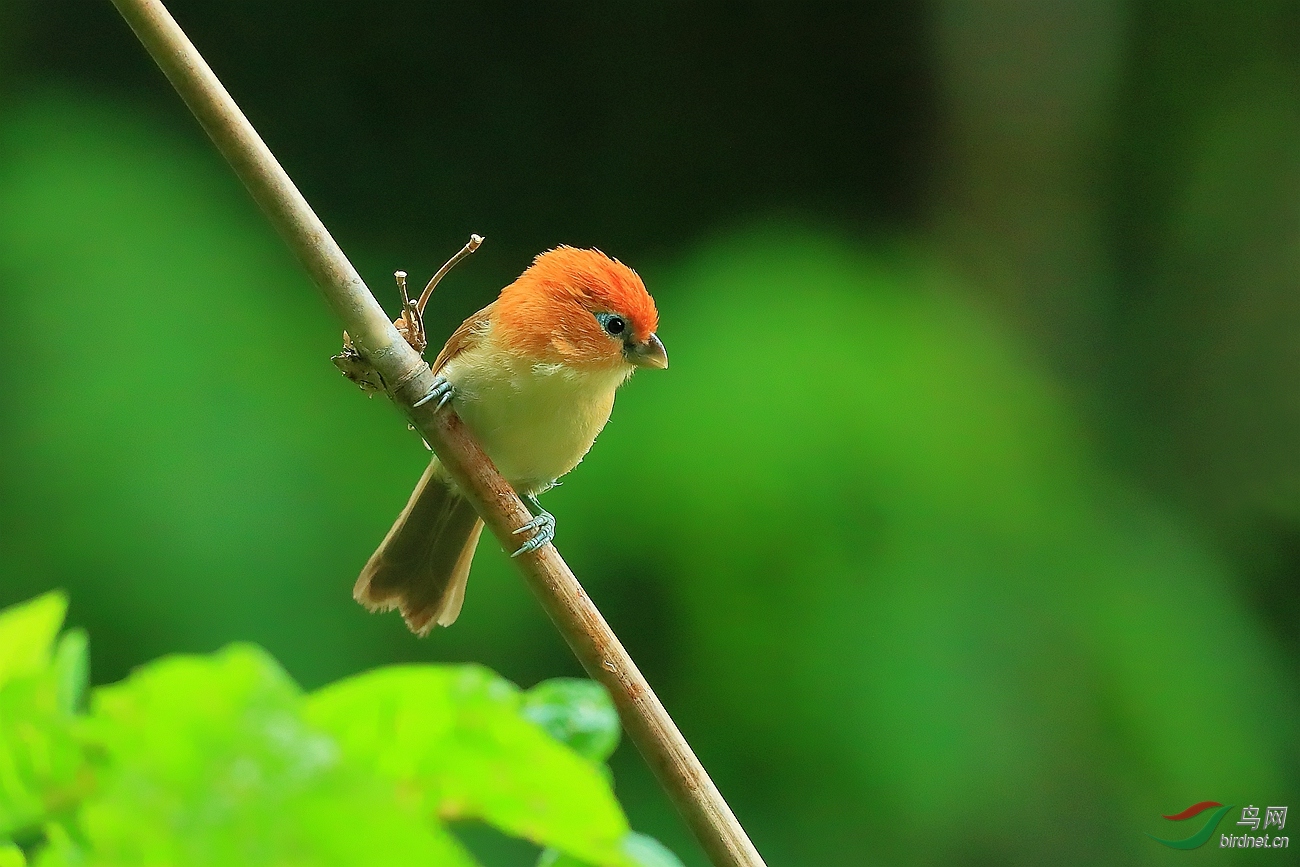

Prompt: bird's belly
[445,358,622,493]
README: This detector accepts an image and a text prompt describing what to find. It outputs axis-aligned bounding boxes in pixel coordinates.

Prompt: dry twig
[107,2,765,866]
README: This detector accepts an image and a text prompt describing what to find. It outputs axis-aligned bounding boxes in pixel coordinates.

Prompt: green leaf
[50,632,87,717]
[0,842,25,867]
[78,644,476,866]
[521,679,621,763]
[307,665,630,866]
[618,834,685,867]
[27,819,84,866]
[0,594,66,686]
[537,848,582,867]
[0,595,83,839]
[537,834,685,867]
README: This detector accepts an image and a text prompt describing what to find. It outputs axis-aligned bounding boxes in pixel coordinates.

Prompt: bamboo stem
[106,2,765,865]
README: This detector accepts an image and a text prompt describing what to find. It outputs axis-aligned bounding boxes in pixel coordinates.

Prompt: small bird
[354,246,667,635]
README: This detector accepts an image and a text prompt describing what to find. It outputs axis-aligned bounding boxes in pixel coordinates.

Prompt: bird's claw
[413,375,454,411]
[511,500,556,557]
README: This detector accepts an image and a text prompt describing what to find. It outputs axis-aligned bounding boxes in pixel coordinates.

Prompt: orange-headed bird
[354,247,667,635]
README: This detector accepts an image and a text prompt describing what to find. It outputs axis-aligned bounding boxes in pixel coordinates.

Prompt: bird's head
[496,246,667,372]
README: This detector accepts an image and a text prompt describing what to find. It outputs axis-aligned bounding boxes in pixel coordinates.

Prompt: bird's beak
[627,333,669,369]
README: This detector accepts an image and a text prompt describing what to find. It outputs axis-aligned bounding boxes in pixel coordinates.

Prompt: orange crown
[510,246,658,343]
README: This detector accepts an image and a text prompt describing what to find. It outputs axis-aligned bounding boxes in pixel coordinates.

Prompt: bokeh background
[2,1,1299,864]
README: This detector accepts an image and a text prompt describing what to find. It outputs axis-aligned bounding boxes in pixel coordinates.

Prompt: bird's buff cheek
[551,337,582,360]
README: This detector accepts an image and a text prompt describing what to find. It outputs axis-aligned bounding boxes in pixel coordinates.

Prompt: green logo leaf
[1148,804,1235,849]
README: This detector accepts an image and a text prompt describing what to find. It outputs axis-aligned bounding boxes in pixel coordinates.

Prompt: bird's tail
[353,460,484,635]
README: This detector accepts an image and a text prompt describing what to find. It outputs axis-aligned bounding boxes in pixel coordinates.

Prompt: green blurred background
[2,1,1299,864]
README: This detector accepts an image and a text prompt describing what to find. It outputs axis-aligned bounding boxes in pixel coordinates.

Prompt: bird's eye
[599,314,626,336]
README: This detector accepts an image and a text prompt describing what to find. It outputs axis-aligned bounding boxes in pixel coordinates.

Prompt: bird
[353,246,668,636]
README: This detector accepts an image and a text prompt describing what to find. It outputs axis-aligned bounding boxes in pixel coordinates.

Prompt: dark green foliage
[0,594,679,866]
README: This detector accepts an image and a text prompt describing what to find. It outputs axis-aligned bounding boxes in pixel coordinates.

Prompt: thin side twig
[106,2,765,866]
[418,233,483,316]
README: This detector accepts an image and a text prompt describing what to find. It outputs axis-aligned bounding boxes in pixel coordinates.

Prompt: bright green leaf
[0,596,83,840]
[78,644,476,866]
[0,842,25,867]
[0,594,66,685]
[0,842,23,867]
[521,679,620,763]
[28,818,86,866]
[307,665,630,866]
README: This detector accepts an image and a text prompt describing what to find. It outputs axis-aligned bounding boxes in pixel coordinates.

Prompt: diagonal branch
[106,2,765,866]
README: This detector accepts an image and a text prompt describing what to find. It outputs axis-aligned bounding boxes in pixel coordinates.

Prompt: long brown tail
[353,461,484,635]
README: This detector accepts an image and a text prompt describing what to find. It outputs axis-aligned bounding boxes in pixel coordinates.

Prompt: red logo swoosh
[1162,801,1223,821]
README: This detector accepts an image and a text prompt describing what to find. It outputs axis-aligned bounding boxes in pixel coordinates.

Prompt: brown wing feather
[431,302,495,375]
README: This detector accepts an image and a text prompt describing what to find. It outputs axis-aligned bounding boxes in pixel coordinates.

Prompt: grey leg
[511,492,556,557]
[413,375,454,411]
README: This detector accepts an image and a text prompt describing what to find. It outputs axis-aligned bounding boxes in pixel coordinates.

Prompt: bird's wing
[431,302,495,375]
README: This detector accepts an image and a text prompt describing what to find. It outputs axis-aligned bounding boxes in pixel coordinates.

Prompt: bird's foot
[413,375,455,411]
[511,494,555,557]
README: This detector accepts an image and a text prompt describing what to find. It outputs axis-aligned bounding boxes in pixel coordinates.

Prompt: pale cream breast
[440,331,632,494]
